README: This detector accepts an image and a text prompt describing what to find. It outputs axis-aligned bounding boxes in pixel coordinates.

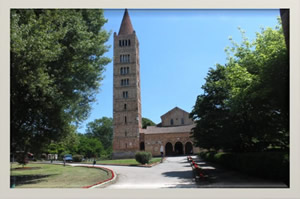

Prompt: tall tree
[10,9,111,155]
[190,19,289,152]
[86,117,113,152]
[77,134,104,159]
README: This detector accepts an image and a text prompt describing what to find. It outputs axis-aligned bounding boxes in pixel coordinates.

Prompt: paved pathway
[104,156,195,189]
[71,155,287,189]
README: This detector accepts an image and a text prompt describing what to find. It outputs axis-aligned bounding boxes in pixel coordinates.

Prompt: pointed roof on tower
[118,9,134,35]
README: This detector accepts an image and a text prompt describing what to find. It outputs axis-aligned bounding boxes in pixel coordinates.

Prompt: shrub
[73,154,83,162]
[135,151,152,164]
[198,151,289,185]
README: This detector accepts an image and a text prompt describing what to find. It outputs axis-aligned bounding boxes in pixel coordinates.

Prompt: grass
[81,157,162,166]
[10,163,112,188]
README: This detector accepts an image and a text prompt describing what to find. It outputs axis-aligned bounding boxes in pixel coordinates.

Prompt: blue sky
[77,9,280,133]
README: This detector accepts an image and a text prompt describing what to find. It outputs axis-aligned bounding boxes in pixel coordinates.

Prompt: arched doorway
[165,142,173,156]
[140,142,145,151]
[185,142,193,155]
[174,142,183,155]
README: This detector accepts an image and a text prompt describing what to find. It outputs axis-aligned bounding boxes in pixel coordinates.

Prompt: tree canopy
[142,117,156,129]
[190,20,289,152]
[10,9,111,155]
[86,117,113,154]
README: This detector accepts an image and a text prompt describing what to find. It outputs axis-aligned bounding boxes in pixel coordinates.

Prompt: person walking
[160,145,164,163]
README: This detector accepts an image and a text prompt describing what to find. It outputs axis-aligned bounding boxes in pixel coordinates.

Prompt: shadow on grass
[10,174,54,186]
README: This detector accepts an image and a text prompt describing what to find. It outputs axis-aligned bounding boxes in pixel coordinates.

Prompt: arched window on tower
[128,40,131,46]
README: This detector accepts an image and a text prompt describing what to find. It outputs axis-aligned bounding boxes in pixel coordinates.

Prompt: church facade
[112,9,200,159]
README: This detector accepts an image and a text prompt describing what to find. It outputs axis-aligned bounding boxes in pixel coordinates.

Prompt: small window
[124,104,127,110]
[123,91,128,98]
[125,116,127,124]
[122,40,124,46]
[128,40,131,46]
[125,40,127,46]
[119,40,122,47]
[181,118,184,125]
[171,119,174,125]
[120,67,129,75]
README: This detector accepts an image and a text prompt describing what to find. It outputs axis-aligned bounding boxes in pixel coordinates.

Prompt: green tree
[86,117,113,154]
[142,117,156,129]
[10,9,111,155]
[190,20,289,152]
[77,135,104,159]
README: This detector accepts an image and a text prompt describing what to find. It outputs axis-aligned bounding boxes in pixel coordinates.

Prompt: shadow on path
[162,170,193,179]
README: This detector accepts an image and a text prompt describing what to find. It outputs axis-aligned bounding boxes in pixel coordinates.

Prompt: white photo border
[1,0,299,199]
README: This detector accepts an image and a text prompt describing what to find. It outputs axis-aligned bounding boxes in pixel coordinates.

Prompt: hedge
[199,151,289,186]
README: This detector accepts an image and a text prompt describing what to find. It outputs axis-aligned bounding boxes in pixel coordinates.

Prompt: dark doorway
[140,142,145,151]
[174,142,183,155]
[185,142,193,155]
[165,142,173,156]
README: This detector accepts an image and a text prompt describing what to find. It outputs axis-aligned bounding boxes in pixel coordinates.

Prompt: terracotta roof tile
[118,9,134,35]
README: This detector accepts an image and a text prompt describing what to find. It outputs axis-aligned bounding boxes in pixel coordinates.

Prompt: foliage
[10,9,111,156]
[190,20,289,152]
[15,152,29,167]
[86,117,113,154]
[135,151,152,164]
[142,118,156,129]
[77,134,104,159]
[72,154,83,162]
[199,151,289,185]
[43,132,106,159]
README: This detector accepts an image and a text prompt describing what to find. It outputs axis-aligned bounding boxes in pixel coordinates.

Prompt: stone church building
[112,9,200,159]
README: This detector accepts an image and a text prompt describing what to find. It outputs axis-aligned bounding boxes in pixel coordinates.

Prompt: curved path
[105,156,195,189]
[72,155,287,189]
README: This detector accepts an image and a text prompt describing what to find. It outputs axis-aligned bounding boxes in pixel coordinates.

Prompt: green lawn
[81,157,162,166]
[10,163,112,188]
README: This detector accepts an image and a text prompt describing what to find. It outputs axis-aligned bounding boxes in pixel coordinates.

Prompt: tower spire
[118,9,134,35]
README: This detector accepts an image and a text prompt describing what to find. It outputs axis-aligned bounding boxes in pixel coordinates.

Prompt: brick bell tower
[112,9,142,159]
